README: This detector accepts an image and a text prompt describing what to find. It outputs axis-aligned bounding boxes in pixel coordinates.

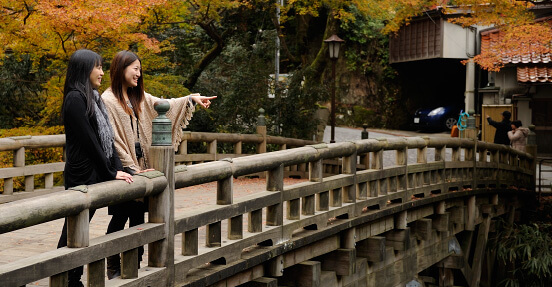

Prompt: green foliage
[490,204,552,287]
[0,54,52,128]
[351,105,380,128]
[144,74,191,99]
[338,5,406,129]
[274,67,328,140]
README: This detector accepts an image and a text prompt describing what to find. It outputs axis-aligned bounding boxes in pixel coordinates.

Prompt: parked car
[412,105,462,131]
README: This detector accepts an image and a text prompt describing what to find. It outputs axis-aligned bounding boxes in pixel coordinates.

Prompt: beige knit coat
[507,127,529,152]
[102,88,195,172]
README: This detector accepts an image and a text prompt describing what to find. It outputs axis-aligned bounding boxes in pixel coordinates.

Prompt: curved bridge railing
[0,124,315,203]
[0,127,535,286]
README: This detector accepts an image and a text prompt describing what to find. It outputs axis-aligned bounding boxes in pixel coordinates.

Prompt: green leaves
[492,218,552,286]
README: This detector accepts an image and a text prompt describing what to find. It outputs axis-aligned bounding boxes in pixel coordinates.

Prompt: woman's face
[123,59,141,88]
[89,64,104,89]
[511,124,517,130]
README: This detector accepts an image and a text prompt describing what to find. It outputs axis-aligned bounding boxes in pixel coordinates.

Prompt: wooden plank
[283,261,321,287]
[341,257,367,287]
[320,271,338,287]
[471,215,491,287]
[121,248,139,279]
[433,213,450,232]
[412,218,432,241]
[248,209,262,233]
[320,248,356,276]
[174,191,280,233]
[287,199,300,220]
[228,215,243,240]
[241,277,278,287]
[206,221,222,247]
[439,267,454,287]
[49,272,67,287]
[466,195,476,231]
[302,195,315,216]
[385,228,411,251]
[217,176,233,205]
[87,258,105,287]
[395,211,408,230]
[449,207,464,225]
[265,255,284,277]
[183,228,198,256]
[0,162,65,178]
[438,254,465,269]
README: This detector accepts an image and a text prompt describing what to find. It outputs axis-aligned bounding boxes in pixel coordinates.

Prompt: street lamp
[324,34,344,143]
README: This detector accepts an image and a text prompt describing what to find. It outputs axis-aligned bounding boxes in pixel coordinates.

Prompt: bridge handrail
[0,134,66,152]
[181,131,315,147]
[0,129,315,201]
[0,173,167,234]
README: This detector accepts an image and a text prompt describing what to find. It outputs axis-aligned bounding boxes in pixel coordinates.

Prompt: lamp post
[324,34,344,143]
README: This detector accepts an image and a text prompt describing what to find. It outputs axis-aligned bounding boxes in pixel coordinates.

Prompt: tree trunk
[307,10,338,83]
[184,22,226,90]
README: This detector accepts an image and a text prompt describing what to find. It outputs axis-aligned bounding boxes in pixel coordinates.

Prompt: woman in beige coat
[101,50,215,278]
[507,120,529,152]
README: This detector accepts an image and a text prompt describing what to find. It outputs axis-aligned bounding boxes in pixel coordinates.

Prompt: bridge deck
[0,178,306,286]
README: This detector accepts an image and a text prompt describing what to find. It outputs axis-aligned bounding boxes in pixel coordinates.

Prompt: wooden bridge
[0,106,537,287]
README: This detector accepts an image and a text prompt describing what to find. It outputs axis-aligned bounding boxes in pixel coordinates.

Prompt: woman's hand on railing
[116,171,134,184]
[189,94,217,109]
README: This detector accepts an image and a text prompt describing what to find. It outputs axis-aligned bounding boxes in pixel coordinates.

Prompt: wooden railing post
[417,140,428,187]
[466,140,476,189]
[256,108,267,154]
[208,140,217,162]
[396,147,407,192]
[267,164,283,226]
[435,144,446,190]
[311,157,329,211]
[343,150,357,204]
[2,145,25,195]
[526,125,537,193]
[373,139,385,196]
[13,146,26,193]
[148,100,175,285]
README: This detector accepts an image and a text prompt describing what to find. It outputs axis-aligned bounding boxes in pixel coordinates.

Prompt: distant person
[101,50,216,279]
[58,49,133,287]
[486,111,512,145]
[508,120,529,152]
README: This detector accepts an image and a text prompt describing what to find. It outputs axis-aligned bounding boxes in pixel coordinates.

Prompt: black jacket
[63,90,122,188]
[487,117,511,145]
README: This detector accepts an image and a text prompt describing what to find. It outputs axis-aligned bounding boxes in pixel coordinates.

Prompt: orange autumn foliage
[0,0,168,60]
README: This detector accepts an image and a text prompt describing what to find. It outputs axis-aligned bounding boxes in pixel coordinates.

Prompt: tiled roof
[480,16,552,64]
[517,65,552,83]
[481,16,552,83]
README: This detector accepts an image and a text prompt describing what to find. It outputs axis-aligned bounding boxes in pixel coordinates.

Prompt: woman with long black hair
[57,49,133,287]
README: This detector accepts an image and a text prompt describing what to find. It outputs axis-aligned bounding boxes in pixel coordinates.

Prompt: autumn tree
[0,0,171,126]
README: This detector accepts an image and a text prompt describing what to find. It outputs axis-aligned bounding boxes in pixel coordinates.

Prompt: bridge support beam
[282,261,321,287]
[470,215,491,287]
[320,248,356,276]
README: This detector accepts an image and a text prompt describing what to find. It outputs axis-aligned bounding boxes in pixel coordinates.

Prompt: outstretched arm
[188,94,217,109]
[486,115,499,128]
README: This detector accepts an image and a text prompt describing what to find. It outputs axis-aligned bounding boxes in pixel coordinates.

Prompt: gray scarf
[93,90,114,159]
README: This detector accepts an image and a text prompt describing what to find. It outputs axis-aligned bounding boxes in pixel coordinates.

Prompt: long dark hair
[62,49,103,118]
[110,50,144,117]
